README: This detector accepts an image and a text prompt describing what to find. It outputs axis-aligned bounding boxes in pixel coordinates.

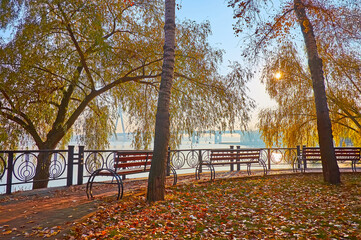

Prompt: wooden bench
[195,148,267,180]
[302,147,361,172]
[86,151,177,200]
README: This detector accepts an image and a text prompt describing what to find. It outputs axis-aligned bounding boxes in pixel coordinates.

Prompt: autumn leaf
[65,174,361,239]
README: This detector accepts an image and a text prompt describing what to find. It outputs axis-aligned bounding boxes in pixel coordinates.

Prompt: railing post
[230,146,234,172]
[296,145,301,171]
[122,154,126,180]
[267,148,271,170]
[122,151,127,180]
[198,150,202,173]
[77,146,84,185]
[166,147,171,176]
[302,145,307,171]
[6,152,14,195]
[67,146,74,187]
[236,146,240,171]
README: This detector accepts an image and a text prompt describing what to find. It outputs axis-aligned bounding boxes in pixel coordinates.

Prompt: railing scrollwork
[49,152,67,179]
[84,152,105,174]
[0,154,6,180]
[2,145,355,195]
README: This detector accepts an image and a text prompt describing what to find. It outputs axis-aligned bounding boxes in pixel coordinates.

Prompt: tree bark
[33,151,52,189]
[33,143,57,189]
[294,0,340,184]
[147,0,176,202]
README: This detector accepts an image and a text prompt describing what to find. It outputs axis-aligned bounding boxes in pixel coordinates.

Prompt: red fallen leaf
[65,175,361,239]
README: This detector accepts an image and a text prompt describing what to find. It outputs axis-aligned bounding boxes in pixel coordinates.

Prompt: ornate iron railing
[0,149,70,194]
[168,147,298,172]
[169,149,210,170]
[1,145,340,195]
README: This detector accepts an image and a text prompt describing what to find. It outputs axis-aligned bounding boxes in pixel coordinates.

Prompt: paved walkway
[0,173,207,239]
[0,170,296,239]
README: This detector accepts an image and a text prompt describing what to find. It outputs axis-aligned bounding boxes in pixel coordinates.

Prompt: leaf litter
[65,173,361,239]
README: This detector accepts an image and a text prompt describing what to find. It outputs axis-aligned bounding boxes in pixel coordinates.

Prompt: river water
[1,132,267,194]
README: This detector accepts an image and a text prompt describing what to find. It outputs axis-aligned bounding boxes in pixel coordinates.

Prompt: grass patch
[67,173,361,239]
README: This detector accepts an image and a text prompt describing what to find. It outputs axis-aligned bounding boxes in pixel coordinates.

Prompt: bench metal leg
[258,159,267,176]
[247,163,251,175]
[195,162,214,180]
[195,163,203,180]
[352,160,356,172]
[86,171,98,199]
[86,168,124,200]
[195,165,200,180]
[168,165,177,185]
[211,164,215,180]
[195,164,203,180]
[292,156,302,173]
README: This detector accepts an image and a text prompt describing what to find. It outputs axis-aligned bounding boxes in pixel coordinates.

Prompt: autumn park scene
[1,0,361,239]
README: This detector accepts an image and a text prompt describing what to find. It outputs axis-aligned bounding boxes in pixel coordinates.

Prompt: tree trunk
[147,0,176,202]
[294,0,340,184]
[33,147,54,189]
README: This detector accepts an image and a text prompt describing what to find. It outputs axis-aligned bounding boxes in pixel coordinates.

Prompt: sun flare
[275,71,282,80]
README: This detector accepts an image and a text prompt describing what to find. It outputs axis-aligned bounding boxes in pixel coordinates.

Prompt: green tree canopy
[0,0,254,188]
[0,0,254,151]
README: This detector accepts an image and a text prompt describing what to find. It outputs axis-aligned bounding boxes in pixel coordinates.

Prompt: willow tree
[0,0,254,189]
[258,42,361,147]
[227,0,361,184]
[147,0,175,203]
[257,0,361,148]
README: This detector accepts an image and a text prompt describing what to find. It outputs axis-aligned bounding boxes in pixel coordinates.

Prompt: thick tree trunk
[33,147,54,189]
[147,0,176,202]
[294,0,340,184]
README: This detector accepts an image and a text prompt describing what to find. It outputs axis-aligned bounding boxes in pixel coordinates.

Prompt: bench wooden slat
[114,161,151,169]
[211,161,258,165]
[116,156,152,162]
[94,167,150,176]
[87,150,177,200]
[335,152,360,155]
[211,153,260,157]
[211,156,238,160]
[115,167,150,175]
[196,148,267,180]
[114,151,153,174]
[238,155,259,159]
[336,154,360,157]
[210,158,259,162]
[301,147,360,173]
[303,148,360,159]
[211,153,260,161]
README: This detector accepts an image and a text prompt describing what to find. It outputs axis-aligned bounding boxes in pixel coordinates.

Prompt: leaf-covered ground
[67,173,361,239]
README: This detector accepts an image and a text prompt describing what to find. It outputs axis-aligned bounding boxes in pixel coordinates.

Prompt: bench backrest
[302,147,361,161]
[210,149,261,163]
[114,151,153,171]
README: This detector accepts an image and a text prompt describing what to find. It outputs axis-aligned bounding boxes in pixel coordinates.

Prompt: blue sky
[177,0,242,74]
[177,0,276,127]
